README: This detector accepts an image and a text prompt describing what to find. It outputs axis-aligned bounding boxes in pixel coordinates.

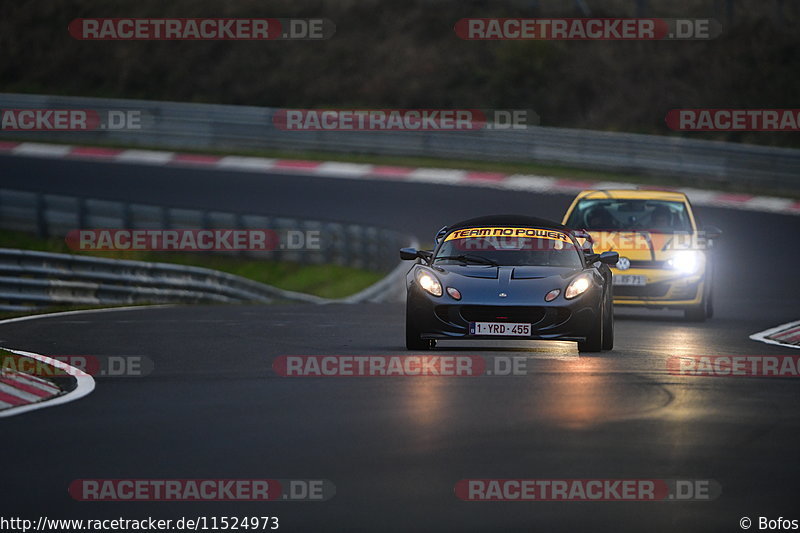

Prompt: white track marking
[590,181,639,190]
[1,141,798,216]
[116,149,175,165]
[749,320,800,350]
[0,381,43,402]
[0,305,175,418]
[217,155,276,171]
[13,142,72,158]
[316,162,373,177]
[503,174,559,192]
[745,197,796,213]
[4,372,60,393]
[408,168,468,183]
[0,304,173,326]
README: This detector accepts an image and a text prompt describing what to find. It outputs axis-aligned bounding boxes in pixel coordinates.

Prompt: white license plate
[469,322,531,336]
[613,275,647,286]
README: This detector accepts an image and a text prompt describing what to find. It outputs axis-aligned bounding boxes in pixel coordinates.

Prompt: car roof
[447,215,570,232]
[574,189,689,201]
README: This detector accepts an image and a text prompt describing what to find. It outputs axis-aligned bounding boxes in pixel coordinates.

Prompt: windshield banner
[445,227,571,242]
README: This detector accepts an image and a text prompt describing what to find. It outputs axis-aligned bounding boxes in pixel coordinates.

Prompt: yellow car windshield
[567,199,692,232]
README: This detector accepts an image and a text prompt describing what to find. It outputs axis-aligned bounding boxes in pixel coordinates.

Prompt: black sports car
[401,215,618,352]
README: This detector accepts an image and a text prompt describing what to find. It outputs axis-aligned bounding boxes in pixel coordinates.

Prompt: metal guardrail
[0,188,407,273]
[0,247,329,312]
[0,242,418,312]
[0,187,414,311]
[1,93,799,192]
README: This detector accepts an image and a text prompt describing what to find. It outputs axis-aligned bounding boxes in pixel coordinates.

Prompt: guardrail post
[347,225,365,270]
[35,192,47,239]
[77,197,87,229]
[365,226,379,271]
[122,202,132,229]
[236,213,247,258]
[323,223,346,266]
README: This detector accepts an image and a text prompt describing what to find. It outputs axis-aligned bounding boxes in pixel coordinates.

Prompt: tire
[683,303,706,322]
[686,270,714,322]
[578,295,604,352]
[705,288,714,319]
[601,291,614,351]
[406,305,435,350]
[684,289,709,322]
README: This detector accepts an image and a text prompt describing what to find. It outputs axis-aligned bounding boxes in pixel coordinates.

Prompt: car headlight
[666,250,702,274]
[565,275,592,299]
[416,270,442,297]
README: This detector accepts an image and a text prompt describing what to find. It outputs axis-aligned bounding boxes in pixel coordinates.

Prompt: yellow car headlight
[667,250,703,275]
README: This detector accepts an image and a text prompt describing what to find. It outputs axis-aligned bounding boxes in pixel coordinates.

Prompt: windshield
[566,199,693,232]
[433,226,583,267]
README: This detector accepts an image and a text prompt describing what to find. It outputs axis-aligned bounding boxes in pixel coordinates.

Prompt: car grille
[435,305,570,328]
[459,306,546,323]
[613,280,700,299]
[669,282,699,300]
[613,282,671,298]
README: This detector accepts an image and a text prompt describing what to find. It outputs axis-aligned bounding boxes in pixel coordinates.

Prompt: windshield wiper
[435,254,499,266]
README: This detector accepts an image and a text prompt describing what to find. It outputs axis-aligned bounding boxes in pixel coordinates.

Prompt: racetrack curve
[1,154,799,532]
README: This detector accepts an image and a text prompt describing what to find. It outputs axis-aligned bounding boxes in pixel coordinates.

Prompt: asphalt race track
[2,154,799,532]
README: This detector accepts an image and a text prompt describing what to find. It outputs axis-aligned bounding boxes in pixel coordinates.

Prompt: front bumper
[407,288,602,342]
[611,267,705,307]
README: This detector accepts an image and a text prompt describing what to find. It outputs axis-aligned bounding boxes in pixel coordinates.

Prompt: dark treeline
[1,0,798,146]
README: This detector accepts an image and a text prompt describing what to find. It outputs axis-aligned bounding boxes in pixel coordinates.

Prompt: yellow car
[562,189,721,321]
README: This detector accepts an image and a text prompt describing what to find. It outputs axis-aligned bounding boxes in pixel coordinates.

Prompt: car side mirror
[587,251,619,265]
[400,248,419,260]
[703,225,722,240]
[400,248,433,262]
[599,251,619,265]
